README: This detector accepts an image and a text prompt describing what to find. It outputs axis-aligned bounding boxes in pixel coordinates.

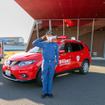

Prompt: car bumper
[2,64,39,81]
[2,72,33,82]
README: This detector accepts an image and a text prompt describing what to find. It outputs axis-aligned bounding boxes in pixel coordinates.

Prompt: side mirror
[59,50,65,54]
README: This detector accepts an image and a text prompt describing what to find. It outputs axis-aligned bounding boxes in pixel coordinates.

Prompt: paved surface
[0,60,105,105]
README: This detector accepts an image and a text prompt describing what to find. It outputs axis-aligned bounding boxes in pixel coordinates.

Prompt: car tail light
[88,48,90,52]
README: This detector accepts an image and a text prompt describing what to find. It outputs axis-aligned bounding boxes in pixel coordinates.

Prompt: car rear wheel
[36,70,42,87]
[80,60,89,74]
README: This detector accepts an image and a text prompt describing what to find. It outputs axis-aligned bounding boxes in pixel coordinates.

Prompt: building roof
[0,37,23,39]
[15,0,105,20]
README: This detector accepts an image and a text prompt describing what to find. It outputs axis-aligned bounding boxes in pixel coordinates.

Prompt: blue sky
[0,0,34,43]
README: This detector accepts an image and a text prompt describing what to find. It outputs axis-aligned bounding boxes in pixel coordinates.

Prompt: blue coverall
[33,38,59,94]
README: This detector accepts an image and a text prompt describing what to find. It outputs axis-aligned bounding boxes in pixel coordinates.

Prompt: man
[32,31,59,99]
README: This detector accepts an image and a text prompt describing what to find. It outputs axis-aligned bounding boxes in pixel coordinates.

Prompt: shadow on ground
[0,62,105,105]
[91,60,105,67]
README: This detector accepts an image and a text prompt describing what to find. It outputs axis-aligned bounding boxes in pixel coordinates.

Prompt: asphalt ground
[0,60,105,105]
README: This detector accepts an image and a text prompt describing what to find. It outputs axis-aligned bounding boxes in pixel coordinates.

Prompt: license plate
[5,70,11,76]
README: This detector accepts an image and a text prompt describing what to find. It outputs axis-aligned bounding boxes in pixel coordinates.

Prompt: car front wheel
[36,70,42,87]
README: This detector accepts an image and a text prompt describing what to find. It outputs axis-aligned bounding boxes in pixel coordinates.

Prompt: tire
[36,70,42,87]
[80,60,89,74]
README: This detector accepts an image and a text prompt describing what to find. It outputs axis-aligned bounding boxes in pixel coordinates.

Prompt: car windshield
[28,47,42,53]
[27,43,59,53]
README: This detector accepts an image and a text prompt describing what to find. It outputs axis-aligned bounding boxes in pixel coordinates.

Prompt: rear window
[79,44,84,50]
[71,43,80,52]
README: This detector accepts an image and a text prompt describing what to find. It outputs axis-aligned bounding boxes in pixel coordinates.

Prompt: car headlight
[18,60,36,67]
[4,59,10,66]
[4,59,7,64]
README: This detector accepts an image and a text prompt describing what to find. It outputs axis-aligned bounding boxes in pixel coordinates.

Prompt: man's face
[46,34,53,42]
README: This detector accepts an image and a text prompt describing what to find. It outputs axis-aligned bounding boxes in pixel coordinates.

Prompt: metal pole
[63,19,65,36]
[77,19,79,40]
[49,20,52,31]
[90,19,95,56]
[36,21,39,38]
[103,39,105,58]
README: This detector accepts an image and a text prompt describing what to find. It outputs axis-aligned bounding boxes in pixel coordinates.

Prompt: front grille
[3,71,17,79]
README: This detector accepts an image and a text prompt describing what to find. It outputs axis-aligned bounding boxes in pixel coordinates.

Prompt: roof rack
[60,39,81,42]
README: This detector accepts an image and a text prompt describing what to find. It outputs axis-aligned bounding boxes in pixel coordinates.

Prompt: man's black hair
[46,30,54,35]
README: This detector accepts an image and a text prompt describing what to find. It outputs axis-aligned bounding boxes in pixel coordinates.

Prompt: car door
[70,43,82,69]
[55,43,72,73]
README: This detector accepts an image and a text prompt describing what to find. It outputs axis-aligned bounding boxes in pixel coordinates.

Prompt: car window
[59,43,71,53]
[71,43,80,52]
[79,44,84,50]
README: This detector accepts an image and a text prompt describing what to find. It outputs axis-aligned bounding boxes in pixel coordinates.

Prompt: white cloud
[0,0,34,43]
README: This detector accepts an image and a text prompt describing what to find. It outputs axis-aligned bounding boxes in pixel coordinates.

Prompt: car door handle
[69,55,73,57]
[81,53,84,55]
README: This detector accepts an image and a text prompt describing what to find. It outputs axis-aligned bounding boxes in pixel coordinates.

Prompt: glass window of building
[65,20,77,39]
[38,20,49,37]
[52,20,63,36]
[79,20,93,52]
[93,19,105,57]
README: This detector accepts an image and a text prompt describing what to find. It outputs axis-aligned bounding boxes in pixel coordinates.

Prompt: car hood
[8,52,42,61]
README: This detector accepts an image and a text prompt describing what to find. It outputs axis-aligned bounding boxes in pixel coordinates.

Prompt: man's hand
[41,35,47,40]
[55,65,57,68]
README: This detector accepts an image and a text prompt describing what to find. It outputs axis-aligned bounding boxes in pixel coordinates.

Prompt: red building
[15,0,105,58]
